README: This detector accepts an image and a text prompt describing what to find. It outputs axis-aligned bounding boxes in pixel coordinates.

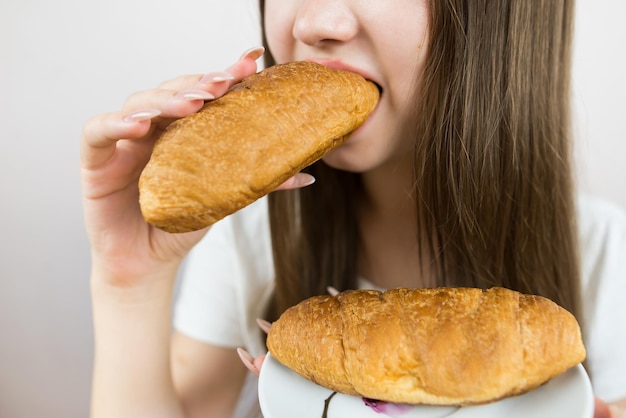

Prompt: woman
[81,0,626,417]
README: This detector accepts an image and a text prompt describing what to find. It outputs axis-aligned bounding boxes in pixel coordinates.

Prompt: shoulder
[577,194,626,235]
[575,195,626,400]
[576,195,626,325]
[576,194,626,263]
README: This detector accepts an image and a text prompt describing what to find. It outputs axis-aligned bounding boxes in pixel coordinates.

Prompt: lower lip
[352,99,380,135]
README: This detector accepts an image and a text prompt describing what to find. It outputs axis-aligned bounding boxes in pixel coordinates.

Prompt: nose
[292,0,359,47]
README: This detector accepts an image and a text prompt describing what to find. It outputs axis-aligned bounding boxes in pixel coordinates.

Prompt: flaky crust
[266,287,586,405]
[138,61,379,232]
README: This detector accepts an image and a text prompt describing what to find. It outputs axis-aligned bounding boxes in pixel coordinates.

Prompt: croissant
[266,287,586,405]
[138,61,379,233]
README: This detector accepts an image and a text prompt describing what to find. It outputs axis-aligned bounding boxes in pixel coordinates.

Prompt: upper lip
[304,58,381,90]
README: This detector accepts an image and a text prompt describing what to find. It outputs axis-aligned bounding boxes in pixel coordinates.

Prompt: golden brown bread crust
[138,61,379,233]
[266,287,586,405]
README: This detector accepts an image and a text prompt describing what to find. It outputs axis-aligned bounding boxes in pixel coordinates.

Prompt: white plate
[259,353,593,418]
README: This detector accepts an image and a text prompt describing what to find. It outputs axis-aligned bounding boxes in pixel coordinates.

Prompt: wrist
[89,251,182,289]
[90,266,180,318]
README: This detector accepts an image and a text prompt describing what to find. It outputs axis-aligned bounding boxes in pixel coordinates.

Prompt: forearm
[90,263,185,418]
[80,46,268,418]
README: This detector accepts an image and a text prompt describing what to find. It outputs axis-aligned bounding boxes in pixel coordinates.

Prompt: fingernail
[256,318,272,334]
[239,46,265,61]
[327,286,340,296]
[236,347,257,372]
[295,173,316,187]
[123,109,161,123]
[175,89,215,101]
[200,71,235,83]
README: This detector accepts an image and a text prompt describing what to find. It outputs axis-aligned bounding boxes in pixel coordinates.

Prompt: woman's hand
[81,46,311,286]
[84,47,317,418]
[81,46,264,285]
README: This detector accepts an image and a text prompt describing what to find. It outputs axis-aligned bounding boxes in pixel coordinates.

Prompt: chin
[321,147,381,173]
[321,136,414,175]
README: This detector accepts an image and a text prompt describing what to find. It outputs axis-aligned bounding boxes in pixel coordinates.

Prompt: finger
[158,46,264,95]
[157,72,234,100]
[327,286,340,296]
[274,173,316,191]
[198,71,236,84]
[83,84,218,170]
[237,348,262,377]
[253,354,266,373]
[224,46,265,83]
[256,318,272,334]
[157,72,233,90]
[81,110,160,169]
[183,46,264,99]
[122,87,212,116]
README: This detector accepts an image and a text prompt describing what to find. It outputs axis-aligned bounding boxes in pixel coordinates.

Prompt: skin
[83,47,310,418]
[81,0,626,416]
[265,0,432,290]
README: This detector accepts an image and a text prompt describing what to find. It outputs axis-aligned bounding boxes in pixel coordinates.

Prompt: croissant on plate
[266,287,586,405]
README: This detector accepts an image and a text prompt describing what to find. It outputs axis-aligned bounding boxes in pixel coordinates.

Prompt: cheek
[263,2,295,64]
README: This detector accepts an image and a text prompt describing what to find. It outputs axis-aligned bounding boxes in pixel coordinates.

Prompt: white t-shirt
[173,194,626,416]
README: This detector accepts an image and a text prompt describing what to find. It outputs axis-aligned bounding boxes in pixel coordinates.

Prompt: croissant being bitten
[266,287,586,406]
[138,61,379,233]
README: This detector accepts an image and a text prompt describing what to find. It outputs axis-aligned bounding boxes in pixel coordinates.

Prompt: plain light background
[0,1,624,417]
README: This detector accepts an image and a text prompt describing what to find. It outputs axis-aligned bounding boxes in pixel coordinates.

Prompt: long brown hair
[261,0,582,325]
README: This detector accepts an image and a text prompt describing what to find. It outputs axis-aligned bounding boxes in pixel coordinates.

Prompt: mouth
[305,58,383,96]
[370,80,383,96]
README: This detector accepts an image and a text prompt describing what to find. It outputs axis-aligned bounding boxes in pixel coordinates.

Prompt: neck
[359,153,416,220]
[356,153,433,289]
